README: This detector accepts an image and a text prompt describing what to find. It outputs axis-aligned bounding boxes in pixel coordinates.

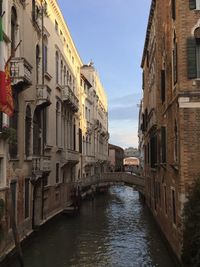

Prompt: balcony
[32,156,51,176]
[36,85,51,108]
[61,149,80,165]
[10,57,32,88]
[62,85,79,112]
[83,155,95,165]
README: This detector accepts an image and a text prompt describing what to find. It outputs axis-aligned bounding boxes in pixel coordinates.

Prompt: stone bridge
[81,172,145,195]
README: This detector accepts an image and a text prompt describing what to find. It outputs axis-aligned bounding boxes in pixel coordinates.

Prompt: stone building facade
[140,0,200,261]
[0,0,108,261]
[108,144,124,172]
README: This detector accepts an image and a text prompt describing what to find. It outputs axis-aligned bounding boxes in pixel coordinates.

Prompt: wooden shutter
[189,0,196,9]
[187,38,197,79]
[161,127,166,163]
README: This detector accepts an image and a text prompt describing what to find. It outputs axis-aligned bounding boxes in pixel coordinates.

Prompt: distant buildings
[140,0,200,261]
[124,147,139,158]
[108,144,124,172]
[0,0,108,260]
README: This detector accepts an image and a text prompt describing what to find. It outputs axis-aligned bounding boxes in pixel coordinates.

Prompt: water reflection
[9,186,177,267]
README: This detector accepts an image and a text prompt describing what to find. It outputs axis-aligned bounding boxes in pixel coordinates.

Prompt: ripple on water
[8,185,177,267]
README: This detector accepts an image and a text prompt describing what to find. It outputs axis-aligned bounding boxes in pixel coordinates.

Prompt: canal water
[9,186,177,267]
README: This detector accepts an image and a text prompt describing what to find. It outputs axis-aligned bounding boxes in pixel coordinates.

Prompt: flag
[0,14,6,105]
[0,62,14,117]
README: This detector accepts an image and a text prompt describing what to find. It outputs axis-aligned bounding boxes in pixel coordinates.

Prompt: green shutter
[187,38,197,79]
[189,0,196,10]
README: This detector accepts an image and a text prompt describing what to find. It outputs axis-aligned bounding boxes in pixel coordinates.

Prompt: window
[32,0,36,22]
[24,179,30,219]
[11,7,17,54]
[73,119,76,151]
[79,128,82,153]
[64,66,66,85]
[43,35,48,73]
[56,51,59,83]
[55,20,58,32]
[36,45,40,84]
[150,133,157,168]
[56,102,59,146]
[25,106,31,157]
[60,61,63,85]
[56,163,59,183]
[196,37,200,78]
[187,28,200,79]
[173,32,178,84]
[189,0,200,9]
[172,0,176,20]
[164,185,167,214]
[161,127,166,163]
[33,109,41,155]
[171,189,176,224]
[174,120,178,162]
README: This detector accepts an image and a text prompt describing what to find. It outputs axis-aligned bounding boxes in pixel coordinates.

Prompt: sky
[57,0,151,149]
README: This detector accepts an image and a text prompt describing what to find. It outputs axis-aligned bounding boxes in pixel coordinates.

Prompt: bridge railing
[80,172,145,189]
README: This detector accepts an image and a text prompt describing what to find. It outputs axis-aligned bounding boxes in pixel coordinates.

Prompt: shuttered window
[187,38,197,79]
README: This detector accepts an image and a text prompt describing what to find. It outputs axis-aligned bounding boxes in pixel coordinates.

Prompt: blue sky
[57,0,151,148]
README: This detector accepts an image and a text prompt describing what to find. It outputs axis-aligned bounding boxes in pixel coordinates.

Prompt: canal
[8,186,177,267]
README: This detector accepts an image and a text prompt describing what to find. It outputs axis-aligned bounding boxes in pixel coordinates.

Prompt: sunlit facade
[0,0,108,260]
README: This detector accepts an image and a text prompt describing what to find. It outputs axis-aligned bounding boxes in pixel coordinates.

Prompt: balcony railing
[32,156,51,174]
[62,85,79,112]
[36,85,51,107]
[10,57,32,87]
[61,149,80,165]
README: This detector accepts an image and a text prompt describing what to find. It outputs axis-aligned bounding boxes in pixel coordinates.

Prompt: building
[140,0,200,261]
[108,144,124,172]
[124,147,139,158]
[123,157,140,174]
[0,0,108,260]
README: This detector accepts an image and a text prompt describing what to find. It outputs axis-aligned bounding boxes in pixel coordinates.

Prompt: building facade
[0,0,108,260]
[108,144,124,172]
[140,0,200,261]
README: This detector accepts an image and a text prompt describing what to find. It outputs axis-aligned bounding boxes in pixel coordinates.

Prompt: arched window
[11,7,17,54]
[60,60,63,85]
[56,51,59,84]
[66,71,69,85]
[36,45,40,84]
[56,102,59,146]
[73,118,76,151]
[64,66,66,85]
[33,108,41,155]
[43,35,48,73]
[25,106,32,157]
